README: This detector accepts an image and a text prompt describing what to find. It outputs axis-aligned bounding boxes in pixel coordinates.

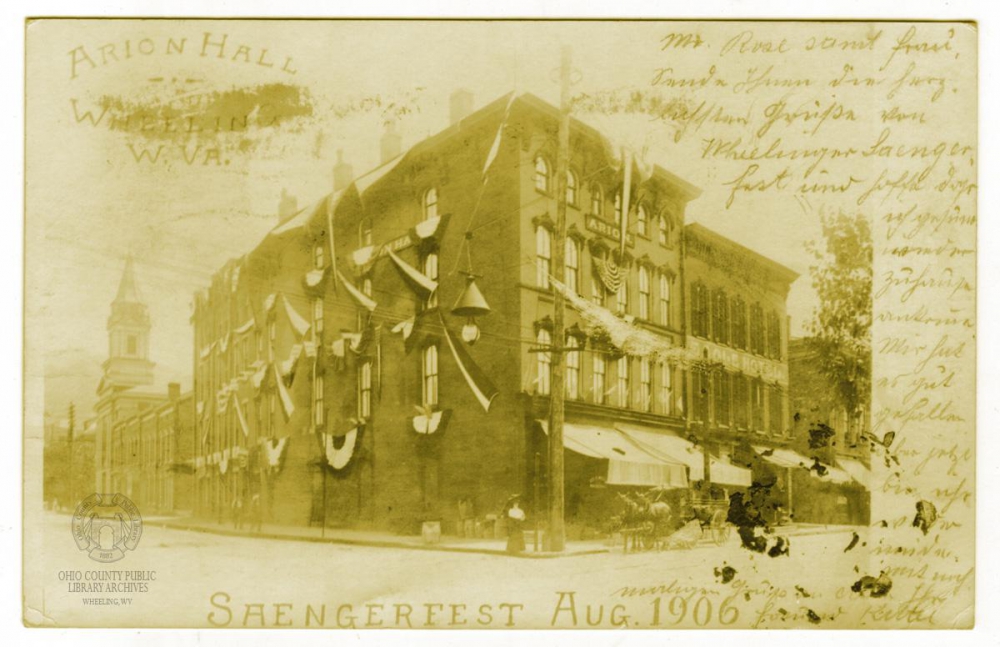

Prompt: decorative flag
[282,295,312,338]
[387,249,438,298]
[439,311,499,412]
[412,407,452,435]
[338,270,378,312]
[304,267,328,289]
[482,91,517,182]
[275,364,295,418]
[392,316,415,340]
[620,147,633,258]
[232,394,250,437]
[263,437,288,471]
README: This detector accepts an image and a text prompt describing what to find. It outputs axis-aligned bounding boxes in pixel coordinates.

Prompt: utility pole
[546,45,572,553]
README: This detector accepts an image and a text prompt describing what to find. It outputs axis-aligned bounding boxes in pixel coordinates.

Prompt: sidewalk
[146,516,611,559]
[145,515,856,559]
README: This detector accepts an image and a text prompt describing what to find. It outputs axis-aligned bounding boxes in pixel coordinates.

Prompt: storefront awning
[617,423,752,488]
[753,446,854,484]
[538,420,688,488]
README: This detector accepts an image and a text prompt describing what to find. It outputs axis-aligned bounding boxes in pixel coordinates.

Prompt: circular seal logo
[71,493,143,563]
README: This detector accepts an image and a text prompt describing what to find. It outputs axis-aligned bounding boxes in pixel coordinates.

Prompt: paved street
[29,511,874,629]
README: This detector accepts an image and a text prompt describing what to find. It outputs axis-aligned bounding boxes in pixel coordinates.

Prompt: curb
[146,519,611,559]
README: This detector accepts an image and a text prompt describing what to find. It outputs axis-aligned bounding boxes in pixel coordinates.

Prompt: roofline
[684,223,800,284]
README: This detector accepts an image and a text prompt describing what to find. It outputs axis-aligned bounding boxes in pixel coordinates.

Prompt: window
[592,353,607,404]
[565,238,580,294]
[314,244,325,269]
[591,273,606,307]
[565,336,580,399]
[314,374,325,426]
[639,359,652,412]
[731,296,747,350]
[126,334,137,356]
[767,311,782,359]
[750,303,765,355]
[423,188,438,221]
[714,372,731,427]
[713,289,729,345]
[613,191,623,226]
[590,183,603,216]
[733,375,749,429]
[659,273,671,326]
[535,329,552,395]
[535,226,552,289]
[422,345,439,407]
[423,252,439,309]
[617,356,631,408]
[691,282,710,338]
[616,276,629,315]
[637,204,648,236]
[362,275,373,297]
[534,157,550,193]
[768,385,783,434]
[658,215,668,245]
[751,379,765,431]
[659,362,674,415]
[358,361,372,419]
[566,170,578,206]
[313,298,324,335]
[638,266,651,320]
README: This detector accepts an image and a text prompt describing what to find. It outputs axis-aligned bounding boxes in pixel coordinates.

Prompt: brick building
[93,257,195,514]
[189,90,844,536]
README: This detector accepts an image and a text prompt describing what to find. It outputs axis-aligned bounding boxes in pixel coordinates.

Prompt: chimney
[450,88,474,126]
[380,121,402,165]
[278,188,298,222]
[167,382,180,402]
[333,149,354,192]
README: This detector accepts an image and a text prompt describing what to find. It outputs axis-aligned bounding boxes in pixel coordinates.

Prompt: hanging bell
[451,276,491,319]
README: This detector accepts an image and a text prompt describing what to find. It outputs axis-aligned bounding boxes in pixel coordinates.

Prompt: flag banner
[274,364,295,418]
[262,436,288,471]
[282,295,312,338]
[337,270,378,312]
[482,91,517,181]
[391,315,415,340]
[438,312,499,412]
[404,309,438,355]
[387,248,438,298]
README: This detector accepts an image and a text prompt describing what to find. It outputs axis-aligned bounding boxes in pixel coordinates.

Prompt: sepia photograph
[21,17,976,630]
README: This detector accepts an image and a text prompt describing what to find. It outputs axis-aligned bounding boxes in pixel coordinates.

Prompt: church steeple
[101,255,155,392]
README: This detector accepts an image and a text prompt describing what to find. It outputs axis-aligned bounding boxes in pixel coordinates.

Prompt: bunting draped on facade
[282,295,311,338]
[304,267,328,289]
[411,408,452,435]
[412,215,445,241]
[263,293,277,312]
[439,312,498,412]
[550,276,699,366]
[234,318,255,334]
[275,364,295,418]
[320,426,360,471]
[592,253,624,294]
[337,270,378,312]
[387,249,438,298]
[262,437,288,471]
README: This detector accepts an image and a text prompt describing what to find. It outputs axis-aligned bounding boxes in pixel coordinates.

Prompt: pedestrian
[505,496,526,555]
[231,492,244,530]
[249,493,262,532]
[458,497,474,538]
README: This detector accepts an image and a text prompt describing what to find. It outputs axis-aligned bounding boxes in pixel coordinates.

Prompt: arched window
[566,170,578,206]
[534,156,550,193]
[359,218,373,247]
[639,358,652,412]
[358,360,372,419]
[637,204,648,236]
[614,191,623,226]
[659,273,671,326]
[713,289,729,345]
[422,345,439,407]
[617,356,631,408]
[314,374,325,426]
[658,215,668,246]
[535,226,552,289]
[616,275,629,315]
[423,188,438,221]
[638,266,651,320]
[313,298,324,335]
[592,353,607,404]
[659,362,673,415]
[565,237,580,294]
[536,329,552,395]
[314,244,325,269]
[590,183,604,216]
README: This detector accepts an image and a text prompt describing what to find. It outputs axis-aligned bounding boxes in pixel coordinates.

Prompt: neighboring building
[787,337,870,525]
[93,257,195,514]
[189,90,828,537]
